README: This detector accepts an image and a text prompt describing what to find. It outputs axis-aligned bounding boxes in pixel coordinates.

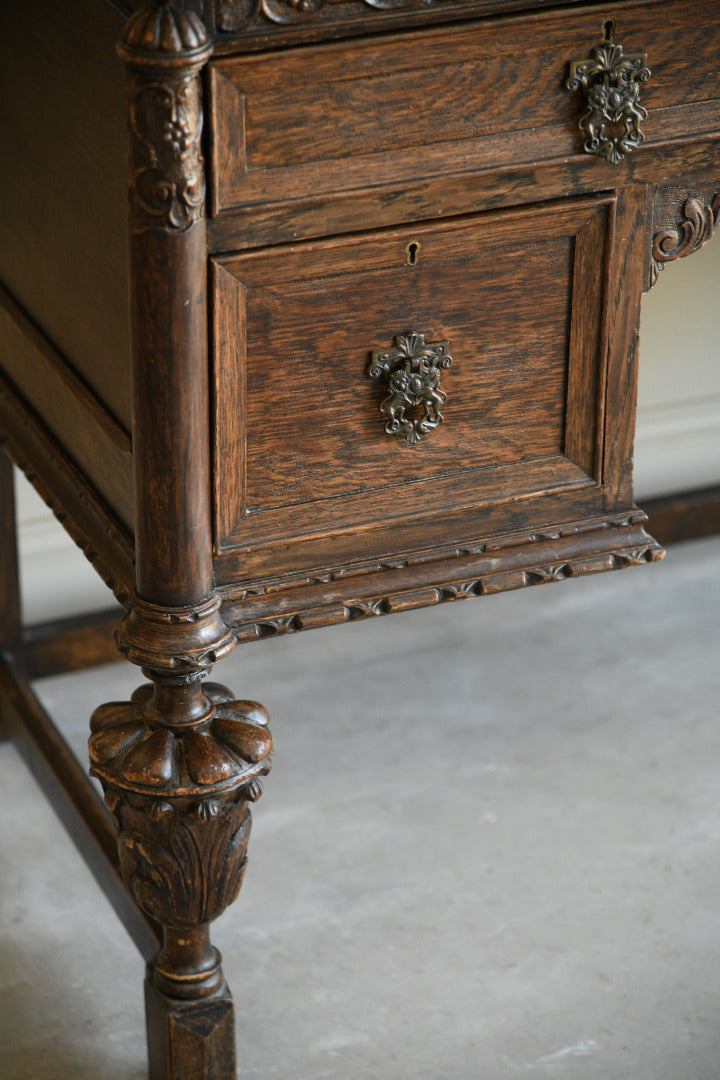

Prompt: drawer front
[210,0,720,213]
[213,196,611,559]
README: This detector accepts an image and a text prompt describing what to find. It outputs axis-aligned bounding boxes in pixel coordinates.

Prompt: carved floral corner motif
[649,193,720,287]
[368,332,453,445]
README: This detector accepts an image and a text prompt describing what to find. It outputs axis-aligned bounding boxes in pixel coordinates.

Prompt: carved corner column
[89,5,273,1078]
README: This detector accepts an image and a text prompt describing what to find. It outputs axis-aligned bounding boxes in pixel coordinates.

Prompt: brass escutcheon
[367,332,452,445]
[566,22,651,164]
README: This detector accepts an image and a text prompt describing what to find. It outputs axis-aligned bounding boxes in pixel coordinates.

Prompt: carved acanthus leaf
[90,682,272,929]
[649,193,720,287]
[108,787,254,926]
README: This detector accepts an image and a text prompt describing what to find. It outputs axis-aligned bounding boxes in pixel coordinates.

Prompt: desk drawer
[213,195,612,564]
[210,0,720,214]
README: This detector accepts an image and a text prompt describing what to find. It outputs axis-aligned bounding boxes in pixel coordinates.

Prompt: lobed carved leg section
[108,3,271,1074]
[90,679,272,1080]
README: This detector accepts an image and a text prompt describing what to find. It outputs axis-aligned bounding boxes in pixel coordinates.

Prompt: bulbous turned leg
[89,680,272,1080]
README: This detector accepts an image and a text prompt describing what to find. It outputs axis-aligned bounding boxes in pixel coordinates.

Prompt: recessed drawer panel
[213,196,611,555]
[210,0,720,213]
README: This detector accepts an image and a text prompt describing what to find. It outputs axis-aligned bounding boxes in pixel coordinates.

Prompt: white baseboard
[634,395,720,500]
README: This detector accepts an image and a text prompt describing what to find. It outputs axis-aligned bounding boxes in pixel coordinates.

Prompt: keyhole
[602,18,616,42]
[406,241,421,266]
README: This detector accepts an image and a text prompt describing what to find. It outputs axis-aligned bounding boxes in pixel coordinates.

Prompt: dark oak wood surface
[213,199,608,551]
[645,486,720,546]
[0,0,718,1077]
[210,0,720,213]
[0,0,132,432]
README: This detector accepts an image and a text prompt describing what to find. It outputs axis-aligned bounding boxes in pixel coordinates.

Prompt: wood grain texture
[645,179,720,289]
[0,0,132,430]
[214,197,610,555]
[0,287,134,533]
[1,3,717,1077]
[644,486,720,545]
[119,9,216,612]
[0,370,135,608]
[129,0,681,55]
[207,134,720,255]
[209,0,720,214]
[145,977,236,1080]
[106,16,269,1080]
[22,609,124,680]
[600,186,648,511]
[207,0,596,51]
[219,511,664,641]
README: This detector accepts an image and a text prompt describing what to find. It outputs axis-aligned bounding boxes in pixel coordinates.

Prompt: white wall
[635,236,720,498]
[12,236,720,623]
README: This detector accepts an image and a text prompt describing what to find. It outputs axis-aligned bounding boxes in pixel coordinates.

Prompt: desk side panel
[0,0,133,435]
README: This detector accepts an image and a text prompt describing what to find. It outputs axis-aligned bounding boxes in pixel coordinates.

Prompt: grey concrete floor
[1,536,720,1080]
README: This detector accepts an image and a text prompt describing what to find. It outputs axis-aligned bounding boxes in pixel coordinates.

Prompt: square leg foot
[145,975,236,1080]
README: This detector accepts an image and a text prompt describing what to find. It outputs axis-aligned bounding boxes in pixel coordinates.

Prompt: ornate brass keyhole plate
[367,332,453,445]
[566,24,651,164]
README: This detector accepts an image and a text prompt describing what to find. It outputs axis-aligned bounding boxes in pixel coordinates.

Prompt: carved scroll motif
[126,74,207,233]
[118,1,212,234]
[649,193,720,287]
[216,0,425,32]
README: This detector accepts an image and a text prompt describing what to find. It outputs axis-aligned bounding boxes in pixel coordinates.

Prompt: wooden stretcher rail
[22,608,124,680]
[0,650,160,961]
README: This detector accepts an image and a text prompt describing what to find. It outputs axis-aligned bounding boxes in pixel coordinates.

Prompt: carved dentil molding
[221,514,664,642]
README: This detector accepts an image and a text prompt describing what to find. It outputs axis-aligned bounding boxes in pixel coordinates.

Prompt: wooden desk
[0,1,718,1076]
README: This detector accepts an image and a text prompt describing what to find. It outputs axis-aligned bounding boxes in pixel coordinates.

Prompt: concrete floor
[1,535,720,1079]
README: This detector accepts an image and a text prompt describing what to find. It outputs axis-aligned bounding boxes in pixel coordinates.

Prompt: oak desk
[1,0,719,1076]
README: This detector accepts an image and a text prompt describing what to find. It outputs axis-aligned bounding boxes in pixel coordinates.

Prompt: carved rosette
[118,2,213,233]
[90,684,272,930]
[649,194,720,287]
